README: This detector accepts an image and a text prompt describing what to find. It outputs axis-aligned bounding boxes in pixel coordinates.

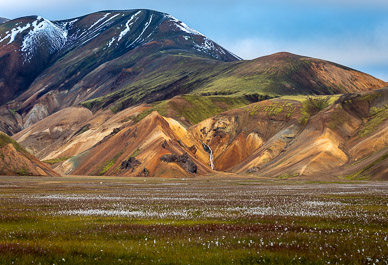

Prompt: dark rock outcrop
[143,168,149,177]
[121,157,141,172]
[160,152,197,173]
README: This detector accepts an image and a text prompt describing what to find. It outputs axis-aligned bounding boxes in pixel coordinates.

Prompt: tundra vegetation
[0,176,387,264]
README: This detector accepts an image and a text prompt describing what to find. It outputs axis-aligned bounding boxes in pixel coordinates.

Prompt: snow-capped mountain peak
[0,16,68,63]
[21,16,68,62]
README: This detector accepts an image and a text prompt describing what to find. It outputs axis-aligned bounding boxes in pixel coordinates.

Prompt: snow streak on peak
[194,38,241,60]
[117,11,142,42]
[89,13,120,31]
[89,13,111,30]
[21,17,68,62]
[165,14,204,37]
[0,23,31,44]
[126,14,153,48]
[61,19,79,29]
[164,13,241,61]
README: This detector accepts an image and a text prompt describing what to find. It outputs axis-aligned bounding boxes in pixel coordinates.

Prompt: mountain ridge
[0,9,244,134]
[0,17,8,24]
[1,9,388,179]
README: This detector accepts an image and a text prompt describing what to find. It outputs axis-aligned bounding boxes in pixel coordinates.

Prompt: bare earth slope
[0,132,59,176]
[13,88,387,179]
[191,88,388,179]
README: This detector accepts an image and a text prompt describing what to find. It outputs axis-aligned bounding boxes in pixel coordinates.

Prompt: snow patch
[98,13,120,28]
[126,14,153,48]
[0,23,31,44]
[61,18,78,29]
[165,14,204,36]
[165,14,241,61]
[107,37,116,47]
[89,13,111,30]
[117,11,142,42]
[90,13,120,31]
[21,17,68,62]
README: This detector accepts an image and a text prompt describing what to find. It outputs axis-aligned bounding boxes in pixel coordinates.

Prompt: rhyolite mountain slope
[1,9,388,179]
[0,132,59,176]
[13,87,388,179]
[0,10,387,136]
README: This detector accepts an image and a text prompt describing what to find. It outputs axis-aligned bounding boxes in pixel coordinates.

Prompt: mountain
[2,9,388,179]
[0,132,58,176]
[0,10,386,136]
[0,18,8,24]
[0,10,239,134]
[12,87,388,179]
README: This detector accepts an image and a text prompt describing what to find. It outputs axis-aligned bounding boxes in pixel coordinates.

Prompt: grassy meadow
[0,176,387,264]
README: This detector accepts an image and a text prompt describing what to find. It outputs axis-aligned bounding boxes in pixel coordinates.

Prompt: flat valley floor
[0,176,387,264]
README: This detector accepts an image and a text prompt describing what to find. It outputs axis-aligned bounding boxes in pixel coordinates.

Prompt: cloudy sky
[1,0,387,81]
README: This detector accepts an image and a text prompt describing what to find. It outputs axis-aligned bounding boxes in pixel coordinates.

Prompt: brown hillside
[69,111,212,177]
[0,132,59,176]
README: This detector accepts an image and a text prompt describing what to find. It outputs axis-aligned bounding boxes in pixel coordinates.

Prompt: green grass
[276,173,299,179]
[0,176,386,264]
[0,132,27,154]
[79,51,353,114]
[278,95,340,125]
[358,106,388,137]
[8,108,17,117]
[246,100,297,118]
[130,148,141,158]
[134,95,250,125]
[98,152,124,175]
[177,95,249,124]
[16,167,30,176]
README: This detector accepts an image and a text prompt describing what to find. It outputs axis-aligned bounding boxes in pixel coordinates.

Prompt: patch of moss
[43,156,74,165]
[248,101,296,118]
[98,152,124,175]
[358,107,388,137]
[134,95,250,125]
[276,173,299,179]
[300,96,332,125]
[130,148,141,158]
[177,95,249,124]
[73,124,91,137]
[8,109,17,117]
[16,167,30,176]
[346,151,388,180]
[0,132,27,154]
[99,161,115,175]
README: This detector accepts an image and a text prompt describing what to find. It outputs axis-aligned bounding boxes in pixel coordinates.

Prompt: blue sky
[1,0,387,81]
